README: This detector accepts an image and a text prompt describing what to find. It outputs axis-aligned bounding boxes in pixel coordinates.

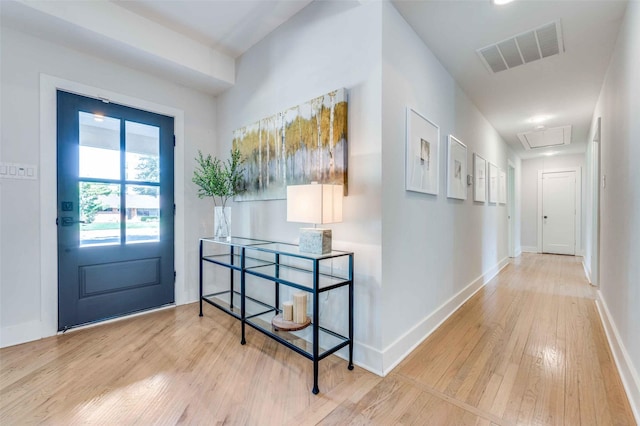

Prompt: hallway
[388,253,635,425]
[0,254,635,424]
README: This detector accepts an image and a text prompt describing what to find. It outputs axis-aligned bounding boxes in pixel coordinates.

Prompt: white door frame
[39,74,186,340]
[590,118,601,285]
[507,160,516,258]
[537,167,581,255]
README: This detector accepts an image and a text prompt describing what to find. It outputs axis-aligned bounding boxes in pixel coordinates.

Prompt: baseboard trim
[378,256,511,376]
[595,292,640,423]
[581,259,592,284]
[0,320,42,348]
[521,246,538,253]
[346,341,384,377]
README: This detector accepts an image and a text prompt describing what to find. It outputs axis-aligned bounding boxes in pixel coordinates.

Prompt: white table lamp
[287,183,343,254]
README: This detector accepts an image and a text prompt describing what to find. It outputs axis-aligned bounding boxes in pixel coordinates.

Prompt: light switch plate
[0,162,38,180]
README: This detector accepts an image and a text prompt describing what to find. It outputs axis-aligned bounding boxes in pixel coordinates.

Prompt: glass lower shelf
[202,254,273,270]
[202,290,273,319]
[245,311,349,359]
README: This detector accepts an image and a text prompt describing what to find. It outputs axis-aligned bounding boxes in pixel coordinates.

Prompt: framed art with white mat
[446,135,467,200]
[406,107,439,195]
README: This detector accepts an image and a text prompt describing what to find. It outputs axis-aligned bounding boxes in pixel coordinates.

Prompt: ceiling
[1,0,628,159]
[112,0,313,58]
[392,0,628,158]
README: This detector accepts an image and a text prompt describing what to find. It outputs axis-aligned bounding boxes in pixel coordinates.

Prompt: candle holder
[271,293,311,331]
[271,314,311,331]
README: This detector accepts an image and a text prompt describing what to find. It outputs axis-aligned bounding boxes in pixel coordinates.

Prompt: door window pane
[126,185,160,243]
[79,112,120,179]
[79,182,121,246]
[126,121,160,182]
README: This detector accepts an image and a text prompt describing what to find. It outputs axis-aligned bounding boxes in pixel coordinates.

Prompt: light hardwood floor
[0,254,636,425]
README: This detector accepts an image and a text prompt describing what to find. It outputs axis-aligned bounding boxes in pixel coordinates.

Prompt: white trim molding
[521,246,539,253]
[582,259,592,284]
[595,291,640,423]
[507,159,517,258]
[332,257,512,377]
[379,257,511,376]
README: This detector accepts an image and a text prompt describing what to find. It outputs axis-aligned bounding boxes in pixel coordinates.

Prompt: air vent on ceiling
[517,125,572,150]
[477,21,564,74]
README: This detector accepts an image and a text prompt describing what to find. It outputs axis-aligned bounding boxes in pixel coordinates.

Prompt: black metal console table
[199,237,354,394]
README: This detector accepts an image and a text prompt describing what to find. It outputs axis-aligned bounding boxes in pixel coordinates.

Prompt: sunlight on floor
[71,374,170,423]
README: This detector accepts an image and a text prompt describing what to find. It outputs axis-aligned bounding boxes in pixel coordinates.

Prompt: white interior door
[542,171,576,255]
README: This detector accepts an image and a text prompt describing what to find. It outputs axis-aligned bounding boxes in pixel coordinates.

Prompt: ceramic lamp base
[299,228,332,254]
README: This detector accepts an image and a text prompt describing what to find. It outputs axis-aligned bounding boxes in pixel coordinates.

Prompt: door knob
[544,216,548,219]
[59,217,86,226]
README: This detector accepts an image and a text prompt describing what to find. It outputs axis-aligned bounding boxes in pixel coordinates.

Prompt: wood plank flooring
[0,254,636,425]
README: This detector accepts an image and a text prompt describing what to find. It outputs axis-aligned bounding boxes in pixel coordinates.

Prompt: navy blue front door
[57,91,174,330]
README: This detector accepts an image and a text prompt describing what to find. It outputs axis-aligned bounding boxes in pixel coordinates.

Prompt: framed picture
[406,107,439,195]
[488,162,498,204]
[499,169,507,204]
[473,153,486,202]
[446,135,467,200]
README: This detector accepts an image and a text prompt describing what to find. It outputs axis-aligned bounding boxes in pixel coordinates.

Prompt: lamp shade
[286,184,343,224]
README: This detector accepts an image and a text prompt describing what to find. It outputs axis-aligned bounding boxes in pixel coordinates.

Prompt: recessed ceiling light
[528,114,552,124]
[492,0,515,5]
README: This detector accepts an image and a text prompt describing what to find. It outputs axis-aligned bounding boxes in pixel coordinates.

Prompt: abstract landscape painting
[233,88,348,201]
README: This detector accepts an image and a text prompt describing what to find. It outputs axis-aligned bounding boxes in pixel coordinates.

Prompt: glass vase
[214,206,231,241]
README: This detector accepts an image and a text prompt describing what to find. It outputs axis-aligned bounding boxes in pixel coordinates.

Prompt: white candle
[293,292,307,324]
[283,301,293,321]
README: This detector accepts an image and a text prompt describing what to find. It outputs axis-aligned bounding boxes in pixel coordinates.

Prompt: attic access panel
[517,125,572,150]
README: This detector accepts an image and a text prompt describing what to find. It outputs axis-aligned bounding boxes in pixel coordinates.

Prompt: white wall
[215,0,524,375]
[520,154,585,252]
[379,3,519,373]
[215,1,384,370]
[0,25,215,346]
[587,0,640,417]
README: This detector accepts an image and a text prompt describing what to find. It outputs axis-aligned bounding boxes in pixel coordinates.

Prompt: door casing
[590,117,601,285]
[507,160,516,258]
[537,167,582,255]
